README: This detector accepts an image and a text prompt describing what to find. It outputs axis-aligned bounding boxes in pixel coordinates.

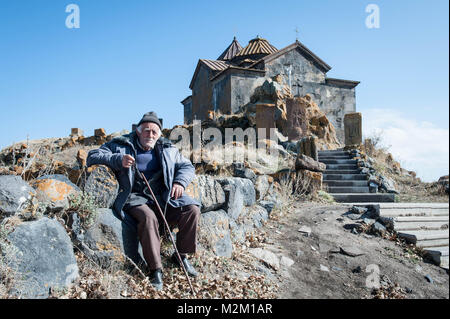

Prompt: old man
[87,111,200,291]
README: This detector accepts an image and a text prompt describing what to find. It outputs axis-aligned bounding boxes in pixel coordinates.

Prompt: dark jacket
[86,131,200,220]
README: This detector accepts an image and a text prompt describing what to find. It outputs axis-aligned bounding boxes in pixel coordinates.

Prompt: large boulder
[6,217,79,298]
[71,208,144,268]
[31,174,81,212]
[185,175,226,213]
[0,175,36,217]
[84,165,119,208]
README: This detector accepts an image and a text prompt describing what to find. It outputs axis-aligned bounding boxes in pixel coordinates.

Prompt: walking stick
[134,168,197,297]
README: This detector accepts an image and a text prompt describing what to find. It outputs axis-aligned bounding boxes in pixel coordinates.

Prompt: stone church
[181,36,359,142]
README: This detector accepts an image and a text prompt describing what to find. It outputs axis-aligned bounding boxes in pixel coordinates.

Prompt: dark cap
[137,111,162,129]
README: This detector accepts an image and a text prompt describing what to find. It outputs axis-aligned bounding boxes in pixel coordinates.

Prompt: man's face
[136,122,161,150]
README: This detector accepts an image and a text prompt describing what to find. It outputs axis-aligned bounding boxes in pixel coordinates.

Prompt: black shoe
[149,268,163,291]
[171,253,199,277]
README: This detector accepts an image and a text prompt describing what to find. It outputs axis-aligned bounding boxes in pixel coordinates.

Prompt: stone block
[94,128,107,137]
[285,98,308,141]
[344,112,362,146]
[255,103,276,139]
[295,154,326,172]
[71,128,84,137]
[296,136,318,160]
[185,175,226,213]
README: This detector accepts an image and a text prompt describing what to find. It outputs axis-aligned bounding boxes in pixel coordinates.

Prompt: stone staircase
[378,203,449,269]
[319,150,395,203]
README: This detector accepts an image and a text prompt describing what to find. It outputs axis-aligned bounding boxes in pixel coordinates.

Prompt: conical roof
[217,37,243,61]
[235,36,277,57]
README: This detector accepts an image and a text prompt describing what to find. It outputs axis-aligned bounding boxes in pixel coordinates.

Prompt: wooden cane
[135,168,197,297]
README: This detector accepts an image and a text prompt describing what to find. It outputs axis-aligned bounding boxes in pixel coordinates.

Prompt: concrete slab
[380,208,449,217]
[331,193,395,203]
[393,221,449,231]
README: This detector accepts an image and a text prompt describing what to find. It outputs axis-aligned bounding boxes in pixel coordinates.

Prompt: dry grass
[361,135,448,203]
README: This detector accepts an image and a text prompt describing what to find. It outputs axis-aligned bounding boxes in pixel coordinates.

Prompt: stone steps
[323,180,369,187]
[327,186,370,194]
[319,149,393,203]
[324,164,359,170]
[323,174,368,181]
[318,150,348,156]
[319,156,352,160]
[379,208,449,217]
[331,193,396,202]
[393,216,449,222]
[398,230,449,244]
[325,170,361,175]
[320,159,358,165]
[378,203,449,209]
[378,202,450,269]
[378,203,449,268]
[393,221,449,231]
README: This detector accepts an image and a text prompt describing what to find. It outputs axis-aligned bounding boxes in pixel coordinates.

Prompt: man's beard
[142,138,157,149]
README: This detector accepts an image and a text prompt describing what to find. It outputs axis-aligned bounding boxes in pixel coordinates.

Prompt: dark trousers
[127,203,200,270]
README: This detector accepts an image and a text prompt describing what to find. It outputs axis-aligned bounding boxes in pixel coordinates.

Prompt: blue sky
[0,0,448,181]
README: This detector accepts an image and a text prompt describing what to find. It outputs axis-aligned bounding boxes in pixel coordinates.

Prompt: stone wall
[183,98,192,125]
[297,82,356,143]
[229,73,266,114]
[192,65,213,121]
[212,74,231,115]
[264,48,326,84]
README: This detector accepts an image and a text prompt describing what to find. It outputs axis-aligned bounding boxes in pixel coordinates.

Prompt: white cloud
[361,108,449,182]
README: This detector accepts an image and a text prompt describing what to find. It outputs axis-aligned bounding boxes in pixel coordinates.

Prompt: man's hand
[171,183,184,200]
[122,154,135,168]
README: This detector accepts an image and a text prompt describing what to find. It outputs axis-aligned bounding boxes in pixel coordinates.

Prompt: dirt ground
[252,202,449,299]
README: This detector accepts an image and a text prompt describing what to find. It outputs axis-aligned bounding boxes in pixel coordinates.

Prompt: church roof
[189,59,229,89]
[199,59,229,71]
[217,37,243,61]
[249,40,332,73]
[235,36,278,57]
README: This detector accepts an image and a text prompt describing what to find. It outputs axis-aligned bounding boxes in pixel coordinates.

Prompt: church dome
[234,36,278,58]
[218,37,243,61]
